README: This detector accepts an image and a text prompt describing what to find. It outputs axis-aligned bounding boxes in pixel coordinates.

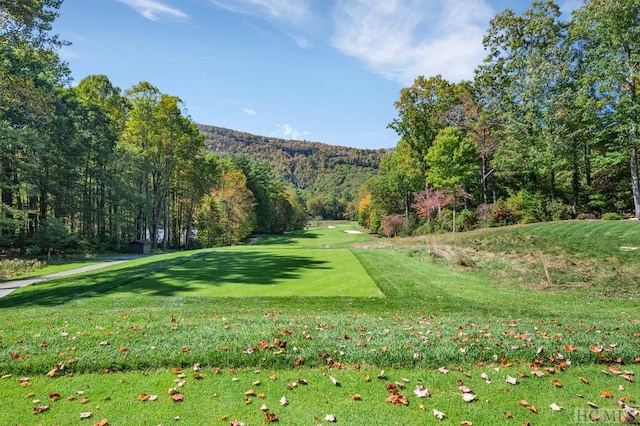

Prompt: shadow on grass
[108,251,330,296]
[252,230,319,246]
[0,253,206,308]
[0,250,330,307]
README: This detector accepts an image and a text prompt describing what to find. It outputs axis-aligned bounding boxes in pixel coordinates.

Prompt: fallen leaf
[621,374,634,383]
[325,414,336,422]
[549,403,563,411]
[551,379,563,388]
[580,376,589,384]
[81,397,90,404]
[330,376,339,386]
[279,395,288,406]
[600,390,613,398]
[462,393,476,402]
[505,375,518,385]
[437,367,449,375]
[587,401,599,409]
[171,393,183,402]
[350,393,362,400]
[386,391,409,406]
[80,412,92,419]
[459,385,473,393]
[49,392,62,401]
[413,385,430,398]
[261,404,268,411]
[264,411,278,423]
[92,419,109,426]
[433,409,445,420]
[528,405,538,413]
[32,405,50,414]
[460,422,473,426]
[517,400,529,406]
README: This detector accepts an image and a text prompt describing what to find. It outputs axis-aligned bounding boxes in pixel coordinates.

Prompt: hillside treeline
[359,0,640,236]
[199,125,386,220]
[0,1,306,256]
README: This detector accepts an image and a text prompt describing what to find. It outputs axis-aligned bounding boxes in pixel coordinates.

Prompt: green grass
[106,246,382,298]
[1,365,636,425]
[0,221,638,424]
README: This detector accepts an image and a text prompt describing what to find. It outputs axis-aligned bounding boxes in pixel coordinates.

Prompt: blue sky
[53,0,580,149]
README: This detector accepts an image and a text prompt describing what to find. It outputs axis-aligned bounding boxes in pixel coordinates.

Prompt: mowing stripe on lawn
[106,246,383,298]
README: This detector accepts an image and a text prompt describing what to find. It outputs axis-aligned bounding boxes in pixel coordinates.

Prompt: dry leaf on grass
[433,409,445,420]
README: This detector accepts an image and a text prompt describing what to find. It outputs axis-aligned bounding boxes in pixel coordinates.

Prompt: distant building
[128,240,152,255]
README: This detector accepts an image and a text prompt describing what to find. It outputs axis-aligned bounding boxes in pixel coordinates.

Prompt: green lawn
[0,221,638,425]
[106,244,382,298]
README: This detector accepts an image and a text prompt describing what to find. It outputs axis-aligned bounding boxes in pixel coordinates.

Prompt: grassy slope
[0,221,638,425]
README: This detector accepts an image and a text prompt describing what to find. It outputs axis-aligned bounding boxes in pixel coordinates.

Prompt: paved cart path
[0,260,132,299]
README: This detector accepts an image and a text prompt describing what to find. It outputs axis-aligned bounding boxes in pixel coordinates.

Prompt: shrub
[381,214,405,237]
[436,209,454,232]
[399,214,417,237]
[455,209,477,232]
[490,199,521,225]
[412,221,435,235]
[547,199,571,221]
[601,212,622,220]
[520,190,546,223]
[0,258,43,281]
[475,203,492,225]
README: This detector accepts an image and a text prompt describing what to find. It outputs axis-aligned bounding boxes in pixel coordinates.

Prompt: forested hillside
[199,125,387,219]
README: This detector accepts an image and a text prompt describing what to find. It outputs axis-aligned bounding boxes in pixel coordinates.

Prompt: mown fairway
[0,221,638,425]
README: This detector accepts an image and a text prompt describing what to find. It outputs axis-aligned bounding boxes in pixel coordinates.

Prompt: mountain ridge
[197,123,389,218]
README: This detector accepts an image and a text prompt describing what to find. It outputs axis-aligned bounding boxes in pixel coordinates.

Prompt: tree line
[0,0,307,256]
[359,0,640,236]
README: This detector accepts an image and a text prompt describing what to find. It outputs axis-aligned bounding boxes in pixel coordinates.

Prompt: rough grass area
[0,221,638,425]
[371,220,640,298]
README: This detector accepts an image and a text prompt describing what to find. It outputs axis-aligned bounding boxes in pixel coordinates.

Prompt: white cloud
[209,0,311,24]
[242,108,257,115]
[332,0,494,84]
[278,123,310,140]
[115,0,187,21]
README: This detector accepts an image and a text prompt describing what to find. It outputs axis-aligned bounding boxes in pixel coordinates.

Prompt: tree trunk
[630,145,640,219]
